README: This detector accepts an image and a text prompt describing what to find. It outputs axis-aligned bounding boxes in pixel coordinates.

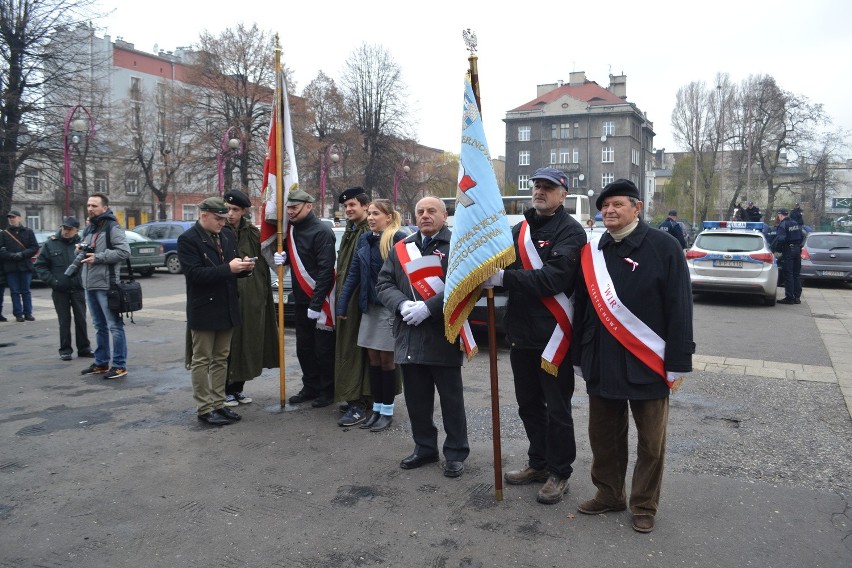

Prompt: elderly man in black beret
[0,210,39,322]
[179,196,256,426]
[221,190,279,408]
[572,179,694,533]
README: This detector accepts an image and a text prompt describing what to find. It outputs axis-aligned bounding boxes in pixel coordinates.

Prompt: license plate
[713,260,743,268]
[138,248,155,254]
[821,270,845,277]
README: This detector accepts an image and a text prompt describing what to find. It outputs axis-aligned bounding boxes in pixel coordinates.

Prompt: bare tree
[0,1,102,225]
[189,24,281,196]
[340,43,410,194]
[110,82,203,219]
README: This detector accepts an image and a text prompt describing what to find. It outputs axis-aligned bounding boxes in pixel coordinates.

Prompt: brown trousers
[587,396,669,516]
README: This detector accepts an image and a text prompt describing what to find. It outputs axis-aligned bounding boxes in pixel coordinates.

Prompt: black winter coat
[376,226,463,367]
[572,222,695,400]
[178,222,247,331]
[285,213,336,311]
[33,231,84,291]
[0,225,38,273]
[502,207,586,350]
[337,230,407,315]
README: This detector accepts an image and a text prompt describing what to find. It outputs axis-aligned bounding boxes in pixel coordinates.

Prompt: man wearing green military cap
[273,188,337,407]
[179,195,256,426]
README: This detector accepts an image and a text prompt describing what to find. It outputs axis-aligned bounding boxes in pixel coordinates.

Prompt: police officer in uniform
[774,208,803,304]
[658,210,687,249]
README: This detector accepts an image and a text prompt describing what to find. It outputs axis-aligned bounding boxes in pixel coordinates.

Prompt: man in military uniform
[658,210,687,249]
[334,186,372,426]
[774,207,803,305]
[222,190,279,407]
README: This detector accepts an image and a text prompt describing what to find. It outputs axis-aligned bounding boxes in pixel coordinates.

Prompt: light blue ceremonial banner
[443,76,515,344]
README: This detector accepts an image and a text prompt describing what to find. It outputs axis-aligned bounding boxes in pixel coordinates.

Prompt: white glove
[399,300,417,316]
[573,365,584,379]
[307,308,321,320]
[402,301,430,326]
[273,251,287,265]
[482,270,504,289]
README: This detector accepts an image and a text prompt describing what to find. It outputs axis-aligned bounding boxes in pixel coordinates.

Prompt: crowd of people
[3,174,698,533]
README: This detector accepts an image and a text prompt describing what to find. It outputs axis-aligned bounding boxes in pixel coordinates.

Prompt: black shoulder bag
[104,223,143,321]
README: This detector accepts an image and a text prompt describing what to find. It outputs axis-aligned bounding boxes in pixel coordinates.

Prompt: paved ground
[0,280,850,567]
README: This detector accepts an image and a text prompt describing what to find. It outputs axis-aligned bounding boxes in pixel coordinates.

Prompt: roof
[509,81,626,112]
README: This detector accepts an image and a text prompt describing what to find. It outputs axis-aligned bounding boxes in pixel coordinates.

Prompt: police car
[686,221,779,306]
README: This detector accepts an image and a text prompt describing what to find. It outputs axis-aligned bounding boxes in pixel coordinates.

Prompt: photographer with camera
[34,217,94,361]
[79,193,131,379]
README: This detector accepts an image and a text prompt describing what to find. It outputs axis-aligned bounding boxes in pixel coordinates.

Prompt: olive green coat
[227,218,280,382]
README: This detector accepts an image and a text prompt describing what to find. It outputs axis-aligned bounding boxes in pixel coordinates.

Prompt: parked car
[131,220,194,274]
[800,231,852,283]
[122,230,166,277]
[686,221,778,306]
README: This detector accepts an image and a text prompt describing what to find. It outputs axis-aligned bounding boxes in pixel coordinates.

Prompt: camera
[64,244,95,277]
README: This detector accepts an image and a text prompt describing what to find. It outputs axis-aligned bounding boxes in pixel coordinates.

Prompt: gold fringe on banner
[444,244,515,344]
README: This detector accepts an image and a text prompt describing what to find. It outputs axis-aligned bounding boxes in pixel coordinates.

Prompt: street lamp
[217,127,244,195]
[63,106,95,216]
[319,144,341,218]
[392,158,410,206]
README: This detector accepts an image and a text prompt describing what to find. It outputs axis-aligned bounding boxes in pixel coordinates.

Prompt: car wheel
[763,294,777,306]
[138,267,155,277]
[166,254,182,274]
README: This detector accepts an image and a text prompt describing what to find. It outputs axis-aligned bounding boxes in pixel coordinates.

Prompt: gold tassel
[540,358,559,377]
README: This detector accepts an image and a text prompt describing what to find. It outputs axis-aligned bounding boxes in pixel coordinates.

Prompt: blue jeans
[6,271,33,317]
[86,289,127,368]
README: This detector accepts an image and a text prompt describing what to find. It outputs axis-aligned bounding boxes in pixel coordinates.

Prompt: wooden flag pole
[274,38,287,407]
[465,29,504,501]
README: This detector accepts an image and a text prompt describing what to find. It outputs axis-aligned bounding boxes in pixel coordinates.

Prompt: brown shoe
[577,497,627,515]
[632,514,655,533]
[536,475,569,504]
[504,466,550,485]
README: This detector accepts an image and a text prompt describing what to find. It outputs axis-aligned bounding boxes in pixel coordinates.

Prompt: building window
[559,148,569,164]
[631,148,640,166]
[94,171,109,194]
[518,126,530,142]
[560,123,570,139]
[602,147,614,163]
[602,122,614,136]
[24,167,40,193]
[125,175,139,195]
[182,204,197,221]
[572,148,579,164]
[518,150,530,166]
[601,173,614,188]
[25,210,41,230]
[130,77,141,101]
[571,176,580,188]
[131,102,142,131]
[574,123,580,138]
[518,175,530,191]
[157,82,166,107]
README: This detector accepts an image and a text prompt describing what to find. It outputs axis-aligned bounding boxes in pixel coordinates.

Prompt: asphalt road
[0,271,850,567]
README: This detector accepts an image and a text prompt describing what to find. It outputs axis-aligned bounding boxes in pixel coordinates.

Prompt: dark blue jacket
[337,230,406,315]
[774,217,803,251]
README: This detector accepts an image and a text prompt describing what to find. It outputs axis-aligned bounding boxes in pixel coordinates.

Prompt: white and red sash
[288,225,336,328]
[518,220,574,376]
[580,239,676,387]
[395,238,477,357]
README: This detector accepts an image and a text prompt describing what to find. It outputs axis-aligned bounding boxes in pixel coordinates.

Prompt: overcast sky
[100,0,852,161]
